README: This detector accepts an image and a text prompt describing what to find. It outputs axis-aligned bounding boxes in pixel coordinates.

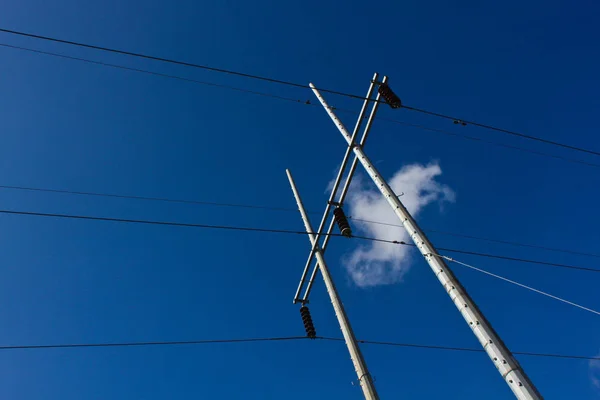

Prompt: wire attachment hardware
[299,306,316,338]
[333,207,353,238]
[378,83,402,108]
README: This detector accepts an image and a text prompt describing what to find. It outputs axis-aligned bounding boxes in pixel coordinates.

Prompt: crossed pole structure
[286,72,543,400]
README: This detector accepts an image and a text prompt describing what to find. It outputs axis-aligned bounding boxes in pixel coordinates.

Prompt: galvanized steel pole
[286,169,380,400]
[309,82,543,400]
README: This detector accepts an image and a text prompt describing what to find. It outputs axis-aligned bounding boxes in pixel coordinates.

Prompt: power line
[3,182,598,260]
[362,113,600,169]
[0,208,397,245]
[436,246,600,273]
[348,217,600,259]
[1,208,599,274]
[319,337,600,361]
[2,334,597,361]
[437,254,600,316]
[402,105,600,157]
[0,43,310,106]
[2,28,599,158]
[0,28,363,101]
[0,183,300,213]
[3,41,598,169]
[0,336,309,351]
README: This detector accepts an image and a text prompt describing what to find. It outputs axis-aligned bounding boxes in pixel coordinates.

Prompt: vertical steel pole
[287,169,380,400]
[310,84,543,400]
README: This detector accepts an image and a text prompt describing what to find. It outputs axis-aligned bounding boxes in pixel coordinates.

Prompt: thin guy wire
[1,208,599,273]
[1,182,599,260]
[436,254,600,316]
[1,335,598,361]
[2,41,598,168]
[2,27,599,157]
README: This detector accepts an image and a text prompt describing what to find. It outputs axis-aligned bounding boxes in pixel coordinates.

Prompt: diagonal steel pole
[309,81,543,400]
[292,72,379,303]
[287,169,380,400]
[301,75,387,302]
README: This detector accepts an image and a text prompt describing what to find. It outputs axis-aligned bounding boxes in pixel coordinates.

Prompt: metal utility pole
[286,169,380,400]
[308,77,543,400]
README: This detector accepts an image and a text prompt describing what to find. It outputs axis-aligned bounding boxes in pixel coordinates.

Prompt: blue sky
[1,0,599,398]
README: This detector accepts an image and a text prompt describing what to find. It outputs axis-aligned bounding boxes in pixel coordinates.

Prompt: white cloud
[342,162,454,287]
[591,354,600,390]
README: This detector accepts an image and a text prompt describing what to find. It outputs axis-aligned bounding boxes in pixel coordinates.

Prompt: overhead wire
[1,208,598,274]
[347,216,600,259]
[0,336,309,351]
[0,43,310,106]
[1,334,598,361]
[319,337,600,361]
[435,246,600,273]
[0,208,398,245]
[435,254,600,316]
[2,183,599,260]
[2,41,598,168]
[402,105,600,157]
[1,27,599,158]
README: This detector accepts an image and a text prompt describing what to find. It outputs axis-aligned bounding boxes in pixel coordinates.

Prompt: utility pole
[306,75,543,400]
[286,169,380,400]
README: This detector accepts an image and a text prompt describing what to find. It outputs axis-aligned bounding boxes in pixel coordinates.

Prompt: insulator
[299,306,316,338]
[378,83,402,109]
[333,207,352,238]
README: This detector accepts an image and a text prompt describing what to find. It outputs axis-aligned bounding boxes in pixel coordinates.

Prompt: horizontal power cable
[318,337,600,361]
[346,216,600,259]
[435,246,600,273]
[1,27,598,157]
[357,112,600,168]
[2,41,597,169]
[2,334,597,361]
[2,182,598,260]
[0,336,309,351]
[0,208,397,245]
[436,254,600,316]
[1,208,599,274]
[402,105,600,157]
[0,43,310,106]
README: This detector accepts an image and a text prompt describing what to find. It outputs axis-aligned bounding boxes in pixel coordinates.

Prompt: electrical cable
[357,112,600,168]
[0,208,398,245]
[347,216,600,259]
[402,105,600,157]
[0,43,310,106]
[2,183,598,260]
[0,208,598,273]
[2,41,598,168]
[0,183,301,213]
[318,337,600,361]
[435,254,600,316]
[2,334,597,361]
[0,336,309,351]
[1,27,598,157]
[435,246,600,273]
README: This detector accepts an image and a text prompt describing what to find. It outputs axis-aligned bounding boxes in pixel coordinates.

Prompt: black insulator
[378,83,402,109]
[299,306,316,338]
[333,207,352,238]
